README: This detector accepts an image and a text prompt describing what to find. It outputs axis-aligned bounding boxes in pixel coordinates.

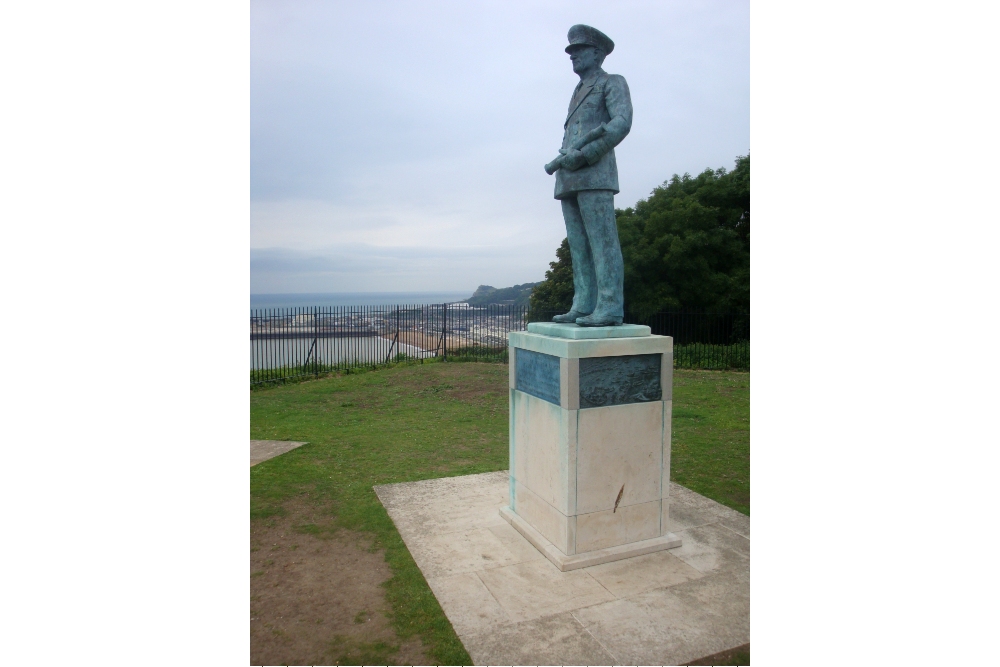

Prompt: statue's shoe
[575,313,623,327]
[553,310,588,323]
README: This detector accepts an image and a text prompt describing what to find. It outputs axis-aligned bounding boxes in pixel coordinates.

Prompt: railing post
[442,303,448,361]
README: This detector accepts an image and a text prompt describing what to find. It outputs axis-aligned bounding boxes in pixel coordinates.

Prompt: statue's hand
[560,148,586,171]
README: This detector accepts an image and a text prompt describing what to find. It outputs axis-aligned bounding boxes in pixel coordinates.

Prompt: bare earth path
[250,440,429,664]
[250,500,429,666]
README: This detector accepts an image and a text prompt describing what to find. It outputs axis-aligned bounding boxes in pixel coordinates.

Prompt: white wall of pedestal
[508,334,674,557]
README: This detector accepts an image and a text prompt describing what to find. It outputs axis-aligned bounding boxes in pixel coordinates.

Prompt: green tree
[530,154,749,321]
[527,238,574,320]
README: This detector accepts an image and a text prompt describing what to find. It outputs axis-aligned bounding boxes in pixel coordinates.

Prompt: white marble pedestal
[502,322,681,571]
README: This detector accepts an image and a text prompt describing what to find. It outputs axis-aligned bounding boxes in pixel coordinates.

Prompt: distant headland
[465,283,538,308]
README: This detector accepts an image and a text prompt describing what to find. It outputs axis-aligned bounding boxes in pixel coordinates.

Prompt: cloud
[250,244,553,294]
[251,0,749,291]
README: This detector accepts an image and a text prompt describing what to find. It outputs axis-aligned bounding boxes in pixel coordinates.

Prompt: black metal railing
[250,304,748,386]
[632,310,750,371]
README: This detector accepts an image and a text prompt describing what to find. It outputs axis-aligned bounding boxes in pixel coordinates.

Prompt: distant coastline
[250,291,473,310]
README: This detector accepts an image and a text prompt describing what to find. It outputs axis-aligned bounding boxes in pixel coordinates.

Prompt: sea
[250,291,473,311]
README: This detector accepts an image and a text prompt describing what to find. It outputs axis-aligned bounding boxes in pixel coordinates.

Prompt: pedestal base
[500,506,682,572]
[506,327,679,568]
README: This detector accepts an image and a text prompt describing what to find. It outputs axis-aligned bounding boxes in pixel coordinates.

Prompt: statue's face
[569,45,600,74]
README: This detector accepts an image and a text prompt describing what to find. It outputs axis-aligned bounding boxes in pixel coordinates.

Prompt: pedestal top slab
[509,331,671,359]
[527,322,651,339]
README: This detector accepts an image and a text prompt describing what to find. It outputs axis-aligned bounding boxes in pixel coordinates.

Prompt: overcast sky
[250,0,749,295]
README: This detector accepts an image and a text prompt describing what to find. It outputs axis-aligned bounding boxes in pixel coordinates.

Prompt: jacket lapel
[564,72,605,127]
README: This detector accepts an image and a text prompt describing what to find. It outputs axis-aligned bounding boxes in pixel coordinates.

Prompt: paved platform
[375,471,749,665]
[250,440,307,467]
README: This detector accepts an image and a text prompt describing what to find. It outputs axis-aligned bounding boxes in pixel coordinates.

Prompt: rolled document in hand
[544,123,608,174]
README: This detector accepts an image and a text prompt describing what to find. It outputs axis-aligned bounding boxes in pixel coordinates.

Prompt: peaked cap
[565,24,614,55]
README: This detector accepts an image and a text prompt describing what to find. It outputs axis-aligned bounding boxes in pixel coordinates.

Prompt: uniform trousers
[560,189,624,319]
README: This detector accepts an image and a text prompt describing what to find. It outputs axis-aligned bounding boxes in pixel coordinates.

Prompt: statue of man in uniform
[545,25,632,327]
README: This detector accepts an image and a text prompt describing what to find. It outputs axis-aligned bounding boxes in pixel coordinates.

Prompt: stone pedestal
[501,322,681,571]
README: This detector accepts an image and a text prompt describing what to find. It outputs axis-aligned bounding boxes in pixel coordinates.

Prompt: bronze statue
[546,25,632,326]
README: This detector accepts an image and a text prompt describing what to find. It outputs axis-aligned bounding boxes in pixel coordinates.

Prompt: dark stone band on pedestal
[515,349,663,408]
[579,353,661,408]
[515,348,561,405]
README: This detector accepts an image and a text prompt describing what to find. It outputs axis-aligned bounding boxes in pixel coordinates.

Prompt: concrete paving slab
[585,548,705,598]
[670,523,751,576]
[459,610,617,666]
[574,582,749,665]
[249,440,307,466]
[486,522,548,564]
[374,471,749,665]
[376,471,508,538]
[425,572,513,636]
[576,527,750,664]
[477,559,616,623]
[402,525,534,579]
[668,483,751,539]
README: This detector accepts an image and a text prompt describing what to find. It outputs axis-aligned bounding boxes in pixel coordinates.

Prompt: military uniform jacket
[554,68,633,200]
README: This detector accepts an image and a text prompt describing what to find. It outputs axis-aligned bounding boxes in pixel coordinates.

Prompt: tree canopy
[529,154,749,320]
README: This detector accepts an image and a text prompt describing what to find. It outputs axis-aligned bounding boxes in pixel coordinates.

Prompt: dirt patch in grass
[250,502,429,666]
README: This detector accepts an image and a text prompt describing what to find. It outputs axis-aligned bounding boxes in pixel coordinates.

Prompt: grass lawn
[670,369,750,515]
[250,359,749,664]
